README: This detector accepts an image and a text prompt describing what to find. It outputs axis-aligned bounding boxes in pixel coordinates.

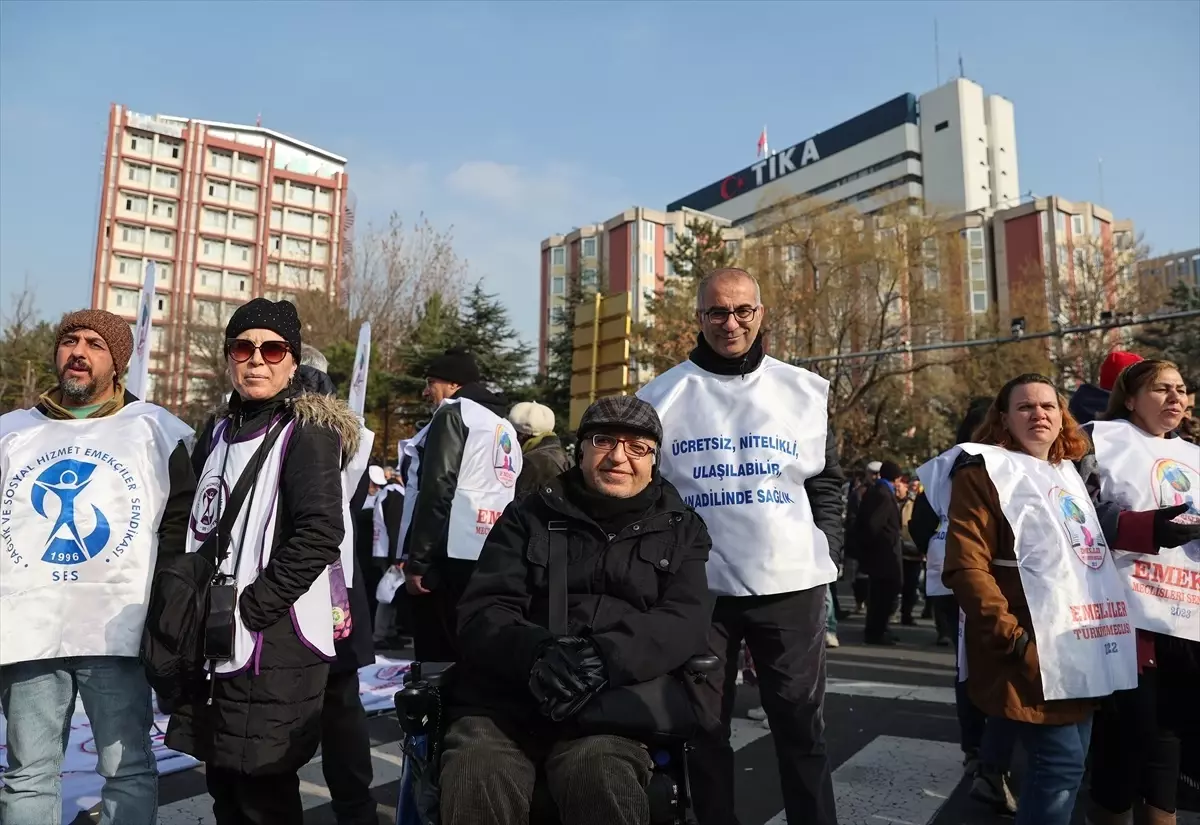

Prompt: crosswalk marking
[826,679,956,705]
[765,736,962,825]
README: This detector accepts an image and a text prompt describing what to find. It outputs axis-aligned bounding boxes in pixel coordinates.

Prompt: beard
[58,361,110,405]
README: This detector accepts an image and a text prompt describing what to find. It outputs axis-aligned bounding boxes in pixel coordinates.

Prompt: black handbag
[140,417,287,709]
[545,522,699,739]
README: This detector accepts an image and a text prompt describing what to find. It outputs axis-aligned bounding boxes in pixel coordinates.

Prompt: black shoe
[864,633,899,646]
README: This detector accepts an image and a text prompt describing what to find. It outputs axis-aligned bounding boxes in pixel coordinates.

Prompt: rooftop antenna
[934,19,941,86]
[958,53,965,78]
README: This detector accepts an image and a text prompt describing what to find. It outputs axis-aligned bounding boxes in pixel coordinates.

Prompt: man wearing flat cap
[0,308,196,825]
[400,347,523,661]
[441,395,715,825]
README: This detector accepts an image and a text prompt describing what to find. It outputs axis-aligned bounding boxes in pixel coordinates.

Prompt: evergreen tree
[539,277,584,428]
[392,291,461,427]
[454,281,533,395]
[1136,283,1200,384]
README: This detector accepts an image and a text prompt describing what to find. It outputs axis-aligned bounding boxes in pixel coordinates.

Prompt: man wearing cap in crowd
[510,400,572,499]
[441,394,715,825]
[638,268,845,825]
[853,460,906,646]
[0,309,196,825]
[401,347,523,661]
[1068,350,1144,425]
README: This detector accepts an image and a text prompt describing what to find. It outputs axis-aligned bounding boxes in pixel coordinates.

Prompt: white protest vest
[915,446,966,598]
[372,483,403,559]
[189,416,334,674]
[0,402,193,665]
[337,422,374,582]
[638,357,837,597]
[397,432,426,559]
[398,398,522,561]
[960,443,1138,701]
[1090,419,1200,641]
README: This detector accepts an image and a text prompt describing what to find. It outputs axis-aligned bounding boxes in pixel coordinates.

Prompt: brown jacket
[942,460,1094,726]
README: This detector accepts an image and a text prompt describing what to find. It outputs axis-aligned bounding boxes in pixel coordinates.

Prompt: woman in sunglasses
[166,298,362,825]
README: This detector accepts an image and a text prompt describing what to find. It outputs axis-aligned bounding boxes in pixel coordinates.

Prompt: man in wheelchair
[435,395,716,825]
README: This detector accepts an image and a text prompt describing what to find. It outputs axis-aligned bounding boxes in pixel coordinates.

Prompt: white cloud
[350,156,633,357]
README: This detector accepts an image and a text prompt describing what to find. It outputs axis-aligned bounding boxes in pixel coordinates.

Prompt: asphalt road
[140,605,1198,825]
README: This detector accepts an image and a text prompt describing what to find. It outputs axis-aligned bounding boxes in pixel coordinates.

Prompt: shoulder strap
[546,520,569,636]
[204,416,290,568]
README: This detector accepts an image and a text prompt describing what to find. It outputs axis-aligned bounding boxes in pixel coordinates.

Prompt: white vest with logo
[189,415,335,674]
[1090,419,1200,641]
[915,447,965,597]
[398,398,522,562]
[957,444,1138,701]
[338,422,374,582]
[0,402,193,665]
[372,483,404,559]
[638,357,838,597]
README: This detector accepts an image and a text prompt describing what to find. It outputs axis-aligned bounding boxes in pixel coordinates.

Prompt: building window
[154,168,178,190]
[551,246,565,267]
[642,221,655,243]
[237,156,259,177]
[231,243,251,263]
[581,237,597,258]
[150,230,172,250]
[642,253,655,275]
[581,268,598,290]
[235,185,257,205]
[665,225,676,245]
[120,225,145,245]
[126,163,151,184]
[726,239,741,258]
[207,180,230,200]
[204,209,225,229]
[666,259,676,277]
[150,200,176,219]
[156,139,181,160]
[1071,214,1084,236]
[210,150,233,173]
[124,195,148,214]
[1092,216,1104,236]
[128,134,144,152]
[1056,211,1066,233]
[551,275,565,295]
[235,276,247,292]
[315,187,332,210]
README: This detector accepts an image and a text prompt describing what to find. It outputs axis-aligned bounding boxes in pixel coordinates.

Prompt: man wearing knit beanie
[1069,350,1145,426]
[0,307,196,825]
[403,347,523,661]
[52,308,135,411]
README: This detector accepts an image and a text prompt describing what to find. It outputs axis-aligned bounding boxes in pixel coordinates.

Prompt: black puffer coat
[165,389,359,775]
[451,469,715,731]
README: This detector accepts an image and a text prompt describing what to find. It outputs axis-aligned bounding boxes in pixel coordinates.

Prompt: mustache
[62,358,91,375]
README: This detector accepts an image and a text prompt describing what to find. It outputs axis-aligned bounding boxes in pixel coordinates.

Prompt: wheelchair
[394,655,721,825]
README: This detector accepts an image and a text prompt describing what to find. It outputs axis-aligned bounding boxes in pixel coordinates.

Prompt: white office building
[667,78,1019,228]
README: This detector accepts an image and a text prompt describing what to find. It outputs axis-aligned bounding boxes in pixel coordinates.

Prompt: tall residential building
[90,104,350,409]
[667,77,1020,229]
[1139,247,1200,294]
[990,195,1134,325]
[537,207,744,373]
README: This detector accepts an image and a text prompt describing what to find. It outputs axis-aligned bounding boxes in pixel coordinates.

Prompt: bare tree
[344,212,469,374]
[1013,232,1155,388]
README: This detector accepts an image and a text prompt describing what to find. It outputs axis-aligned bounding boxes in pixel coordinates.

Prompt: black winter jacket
[404,382,510,581]
[451,470,715,731]
[853,481,902,580]
[514,434,573,500]
[166,389,359,775]
[374,484,406,564]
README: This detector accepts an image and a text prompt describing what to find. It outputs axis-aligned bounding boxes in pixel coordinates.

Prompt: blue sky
[1,0,1197,346]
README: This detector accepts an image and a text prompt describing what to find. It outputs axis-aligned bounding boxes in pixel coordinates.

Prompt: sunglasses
[226,338,291,364]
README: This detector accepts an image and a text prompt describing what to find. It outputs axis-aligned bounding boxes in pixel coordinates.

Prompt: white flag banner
[125,262,155,400]
[348,322,371,416]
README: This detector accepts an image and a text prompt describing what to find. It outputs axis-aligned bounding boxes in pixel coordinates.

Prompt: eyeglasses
[701,305,760,325]
[226,339,291,364]
[590,433,656,459]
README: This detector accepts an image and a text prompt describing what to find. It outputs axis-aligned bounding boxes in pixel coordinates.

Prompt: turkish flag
[757,127,768,158]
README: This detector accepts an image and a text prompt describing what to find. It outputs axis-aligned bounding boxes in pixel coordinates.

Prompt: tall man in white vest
[638,269,844,825]
[402,347,523,661]
[0,309,196,825]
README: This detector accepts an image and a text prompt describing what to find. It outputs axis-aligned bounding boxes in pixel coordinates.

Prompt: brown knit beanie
[56,309,134,378]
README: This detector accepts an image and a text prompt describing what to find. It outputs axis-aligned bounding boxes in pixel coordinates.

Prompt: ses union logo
[2,449,142,576]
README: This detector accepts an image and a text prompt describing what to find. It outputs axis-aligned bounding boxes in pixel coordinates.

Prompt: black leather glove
[558,636,608,694]
[1153,504,1200,549]
[529,641,588,712]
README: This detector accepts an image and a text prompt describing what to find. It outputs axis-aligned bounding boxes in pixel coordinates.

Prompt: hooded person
[510,400,572,499]
[1069,351,1144,426]
[0,309,196,825]
[400,347,523,662]
[164,298,363,824]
